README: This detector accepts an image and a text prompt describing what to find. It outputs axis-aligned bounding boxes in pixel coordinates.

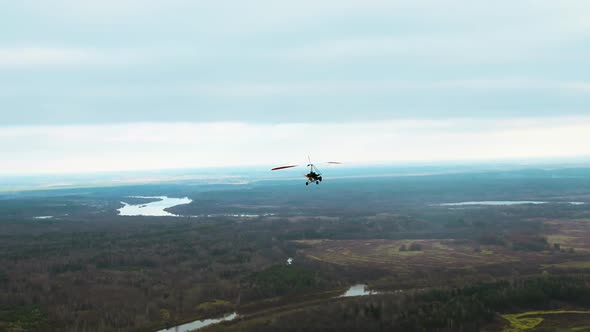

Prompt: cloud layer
[1,1,590,124]
[2,1,590,174]
[2,118,589,174]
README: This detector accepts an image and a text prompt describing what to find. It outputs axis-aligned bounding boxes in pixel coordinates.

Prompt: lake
[34,216,54,220]
[438,201,585,206]
[118,196,192,217]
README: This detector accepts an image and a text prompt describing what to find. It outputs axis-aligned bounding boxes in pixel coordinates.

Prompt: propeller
[271,165,299,171]
[271,160,342,171]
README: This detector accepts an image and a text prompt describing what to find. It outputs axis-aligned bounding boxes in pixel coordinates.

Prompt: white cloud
[0,47,142,68]
[2,0,590,124]
[435,78,590,93]
[16,0,184,21]
[277,30,568,65]
[34,78,586,99]
[1,117,589,175]
[100,79,590,98]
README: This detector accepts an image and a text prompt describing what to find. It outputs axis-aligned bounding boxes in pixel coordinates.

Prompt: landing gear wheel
[316,181,319,184]
[305,182,309,186]
[319,176,322,182]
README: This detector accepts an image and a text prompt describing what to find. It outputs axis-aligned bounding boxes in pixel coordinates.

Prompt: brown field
[543,218,590,271]
[544,218,590,251]
[295,218,590,279]
[297,239,529,275]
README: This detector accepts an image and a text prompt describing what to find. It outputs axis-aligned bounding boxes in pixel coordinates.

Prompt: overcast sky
[1,1,590,174]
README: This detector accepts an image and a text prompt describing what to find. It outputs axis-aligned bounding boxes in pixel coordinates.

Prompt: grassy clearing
[547,261,590,269]
[196,299,233,313]
[0,306,47,331]
[544,219,590,253]
[297,239,521,273]
[502,310,590,332]
[546,235,577,246]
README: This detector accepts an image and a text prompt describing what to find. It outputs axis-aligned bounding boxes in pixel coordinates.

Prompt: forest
[1,168,590,331]
[210,275,590,331]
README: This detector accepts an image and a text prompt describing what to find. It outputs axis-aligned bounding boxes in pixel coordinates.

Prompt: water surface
[162,284,378,332]
[157,312,238,332]
[439,201,546,206]
[118,196,192,217]
[438,201,585,206]
[339,284,377,297]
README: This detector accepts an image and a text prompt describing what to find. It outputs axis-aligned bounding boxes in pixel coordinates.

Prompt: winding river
[156,312,238,332]
[339,284,377,297]
[159,284,378,331]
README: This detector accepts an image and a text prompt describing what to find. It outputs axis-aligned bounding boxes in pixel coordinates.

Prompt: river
[339,284,377,297]
[156,312,238,332]
[159,284,378,331]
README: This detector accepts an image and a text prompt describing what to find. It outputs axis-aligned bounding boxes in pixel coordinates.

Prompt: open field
[297,238,521,271]
[294,215,590,279]
[499,310,590,332]
[545,219,590,252]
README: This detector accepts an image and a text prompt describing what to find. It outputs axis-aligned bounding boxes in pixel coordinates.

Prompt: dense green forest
[1,169,590,331]
[216,276,590,331]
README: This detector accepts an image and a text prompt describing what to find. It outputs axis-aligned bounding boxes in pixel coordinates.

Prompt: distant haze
[1,1,590,174]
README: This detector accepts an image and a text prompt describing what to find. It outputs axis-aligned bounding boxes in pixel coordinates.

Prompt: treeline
[0,218,289,331]
[0,215,356,331]
[226,275,590,332]
[0,211,585,331]
[0,306,47,332]
[241,265,332,301]
[1,177,589,331]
